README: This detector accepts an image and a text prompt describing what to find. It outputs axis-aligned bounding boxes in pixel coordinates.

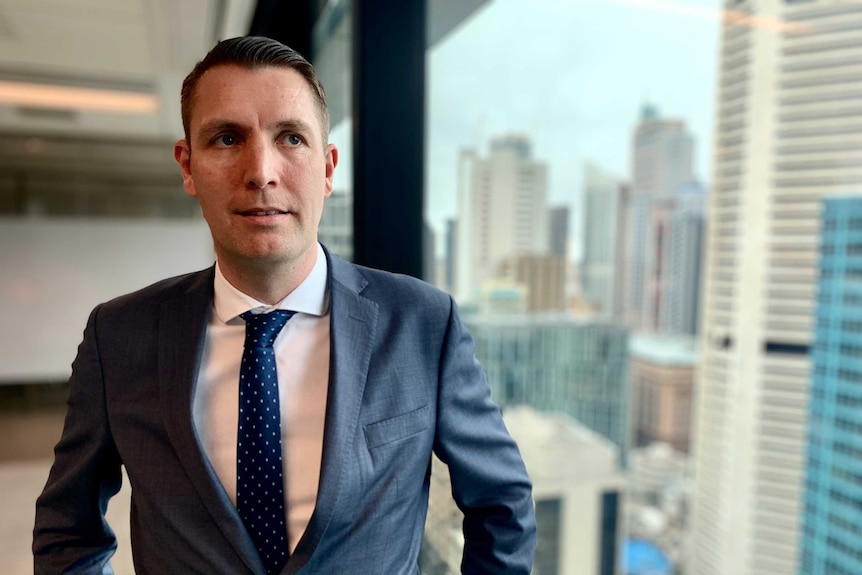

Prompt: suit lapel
[288,252,379,573]
[157,268,267,575]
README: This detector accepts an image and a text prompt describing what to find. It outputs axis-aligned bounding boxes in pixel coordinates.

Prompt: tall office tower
[689,3,862,575]
[319,189,352,261]
[615,183,633,320]
[422,407,624,575]
[464,314,630,463]
[582,163,629,319]
[444,218,456,294]
[651,182,707,336]
[549,205,570,262]
[498,253,566,312]
[799,197,862,575]
[624,106,694,332]
[423,221,436,284]
[629,333,698,453]
[454,134,549,303]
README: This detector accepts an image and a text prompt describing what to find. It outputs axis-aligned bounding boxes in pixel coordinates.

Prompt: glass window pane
[424,2,862,574]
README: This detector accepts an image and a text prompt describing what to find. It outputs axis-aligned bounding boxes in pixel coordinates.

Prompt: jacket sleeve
[432,296,537,574]
[33,305,123,575]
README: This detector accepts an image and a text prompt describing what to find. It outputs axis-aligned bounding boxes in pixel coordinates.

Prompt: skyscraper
[549,204,570,262]
[454,135,548,303]
[319,189,352,261]
[799,196,862,575]
[689,3,862,575]
[651,182,706,336]
[582,163,629,319]
[444,218,456,294]
[624,105,695,333]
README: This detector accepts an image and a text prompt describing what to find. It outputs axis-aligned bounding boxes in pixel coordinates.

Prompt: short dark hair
[180,36,330,144]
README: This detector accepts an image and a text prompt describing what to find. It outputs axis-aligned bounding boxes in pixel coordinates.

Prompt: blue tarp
[624,539,671,575]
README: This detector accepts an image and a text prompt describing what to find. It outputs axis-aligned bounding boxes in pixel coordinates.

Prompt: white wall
[0,217,212,382]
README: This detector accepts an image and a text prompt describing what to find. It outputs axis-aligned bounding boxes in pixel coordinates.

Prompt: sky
[424,0,721,260]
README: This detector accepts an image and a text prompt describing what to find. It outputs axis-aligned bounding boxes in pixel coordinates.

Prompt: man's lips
[240,210,287,216]
[237,209,289,216]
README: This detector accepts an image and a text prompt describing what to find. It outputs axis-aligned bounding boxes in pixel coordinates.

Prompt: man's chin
[221,242,317,270]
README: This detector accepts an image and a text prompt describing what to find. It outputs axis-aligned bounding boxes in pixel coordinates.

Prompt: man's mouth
[239,209,288,216]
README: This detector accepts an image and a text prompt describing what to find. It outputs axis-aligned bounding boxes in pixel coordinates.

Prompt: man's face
[174,65,337,275]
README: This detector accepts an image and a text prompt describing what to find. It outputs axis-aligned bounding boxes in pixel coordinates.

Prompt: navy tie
[237,310,294,575]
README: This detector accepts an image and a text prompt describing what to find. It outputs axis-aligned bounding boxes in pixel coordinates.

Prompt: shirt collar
[213,243,329,324]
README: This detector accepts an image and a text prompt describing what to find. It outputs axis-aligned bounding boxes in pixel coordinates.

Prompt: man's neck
[218,249,318,305]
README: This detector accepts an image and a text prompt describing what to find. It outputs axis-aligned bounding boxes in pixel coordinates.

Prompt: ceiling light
[0,81,159,115]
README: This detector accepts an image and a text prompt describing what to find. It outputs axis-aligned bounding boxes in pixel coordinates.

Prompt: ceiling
[0,0,487,182]
[0,0,254,141]
[0,0,255,182]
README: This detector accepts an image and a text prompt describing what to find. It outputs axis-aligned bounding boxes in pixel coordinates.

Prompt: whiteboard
[0,217,213,383]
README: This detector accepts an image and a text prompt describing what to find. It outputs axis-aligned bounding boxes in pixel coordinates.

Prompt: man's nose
[243,139,279,189]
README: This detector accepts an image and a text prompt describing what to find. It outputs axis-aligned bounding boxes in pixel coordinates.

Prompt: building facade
[454,135,549,303]
[799,197,862,575]
[652,182,706,336]
[549,204,570,263]
[319,189,353,261]
[582,163,629,319]
[624,105,695,333]
[629,334,698,454]
[689,2,862,575]
[499,253,566,312]
[464,313,630,463]
[422,407,625,575]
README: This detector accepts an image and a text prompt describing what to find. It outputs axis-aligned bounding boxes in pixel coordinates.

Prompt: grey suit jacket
[33,250,536,574]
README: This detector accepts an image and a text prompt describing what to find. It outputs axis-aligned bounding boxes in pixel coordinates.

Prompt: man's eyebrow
[272,119,314,134]
[197,120,245,140]
[195,119,315,140]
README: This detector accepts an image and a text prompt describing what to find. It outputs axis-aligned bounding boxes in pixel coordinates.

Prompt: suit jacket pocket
[363,405,431,450]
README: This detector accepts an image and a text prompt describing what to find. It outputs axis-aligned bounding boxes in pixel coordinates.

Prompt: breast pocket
[363,404,431,450]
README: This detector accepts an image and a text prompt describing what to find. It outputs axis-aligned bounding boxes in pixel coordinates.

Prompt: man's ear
[174,139,197,198]
[324,143,338,198]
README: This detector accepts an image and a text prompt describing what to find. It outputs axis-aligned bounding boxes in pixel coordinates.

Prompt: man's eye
[218,134,236,146]
[285,134,302,146]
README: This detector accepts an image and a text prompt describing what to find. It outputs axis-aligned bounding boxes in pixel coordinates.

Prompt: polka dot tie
[237,310,294,575]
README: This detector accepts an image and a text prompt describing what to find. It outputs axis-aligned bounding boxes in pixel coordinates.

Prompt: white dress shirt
[192,244,330,553]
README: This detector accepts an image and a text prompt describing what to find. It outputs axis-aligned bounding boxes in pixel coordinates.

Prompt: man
[33,36,536,574]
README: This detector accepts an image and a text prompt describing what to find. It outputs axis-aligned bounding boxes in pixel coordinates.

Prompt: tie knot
[240,310,295,349]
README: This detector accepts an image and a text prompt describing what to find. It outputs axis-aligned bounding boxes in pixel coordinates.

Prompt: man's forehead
[194,65,309,105]
[189,65,323,132]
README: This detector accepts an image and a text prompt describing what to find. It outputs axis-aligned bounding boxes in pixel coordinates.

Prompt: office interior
[1,1,460,572]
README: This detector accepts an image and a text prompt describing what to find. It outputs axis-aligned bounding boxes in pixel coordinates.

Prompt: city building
[650,182,706,336]
[689,3,862,575]
[624,105,695,333]
[498,253,566,312]
[463,313,630,462]
[549,204,570,263]
[424,221,436,284]
[582,163,629,319]
[799,196,862,575]
[319,189,353,261]
[628,442,690,572]
[630,333,698,453]
[477,280,527,315]
[454,135,549,303]
[443,218,456,294]
[422,407,625,575]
